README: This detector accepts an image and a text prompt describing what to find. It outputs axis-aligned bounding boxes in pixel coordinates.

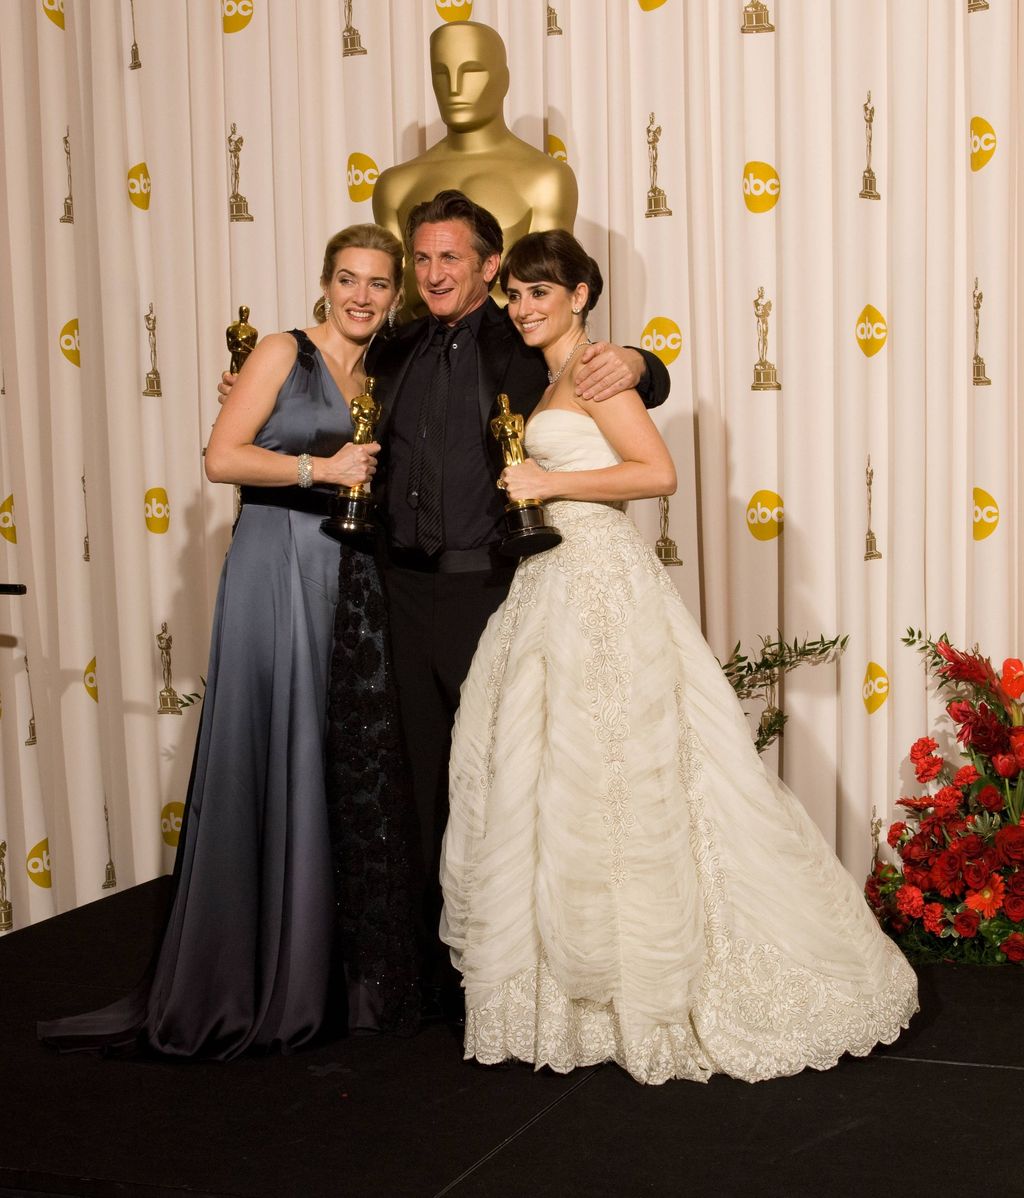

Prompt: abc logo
[59,317,80,367]
[0,494,16,545]
[638,0,669,9]
[42,0,64,30]
[746,490,784,540]
[83,656,98,702]
[222,0,254,33]
[145,487,170,534]
[161,801,185,847]
[435,0,473,19]
[346,152,379,203]
[127,162,152,211]
[855,304,887,357]
[27,838,52,888]
[640,316,682,366]
[970,116,997,172]
[862,662,889,713]
[972,486,999,541]
[547,134,568,163]
[742,161,780,213]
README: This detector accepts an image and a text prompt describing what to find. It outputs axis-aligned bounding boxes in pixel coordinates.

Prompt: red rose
[922,902,946,935]
[1010,728,1024,769]
[1000,932,1024,962]
[1002,659,1024,699]
[995,824,1024,864]
[977,784,1004,813]
[895,885,925,918]
[956,833,983,858]
[954,764,981,788]
[993,754,1020,779]
[886,821,908,848]
[865,875,882,906]
[1007,872,1024,897]
[904,865,932,889]
[1003,894,1024,923]
[963,860,990,890]
[953,909,981,937]
[915,756,944,784]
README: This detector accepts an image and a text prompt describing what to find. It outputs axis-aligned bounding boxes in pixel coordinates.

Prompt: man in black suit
[364,190,670,1006]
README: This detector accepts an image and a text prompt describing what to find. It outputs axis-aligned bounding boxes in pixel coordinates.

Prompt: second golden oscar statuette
[322,377,380,541]
[491,394,561,558]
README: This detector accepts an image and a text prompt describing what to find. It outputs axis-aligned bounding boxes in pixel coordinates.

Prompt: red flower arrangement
[866,631,1024,964]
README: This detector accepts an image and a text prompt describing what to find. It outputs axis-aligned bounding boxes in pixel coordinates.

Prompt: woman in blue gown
[40,225,418,1058]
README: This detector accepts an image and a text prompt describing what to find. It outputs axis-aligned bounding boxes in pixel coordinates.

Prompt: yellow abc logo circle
[640,316,683,366]
[161,801,185,847]
[144,487,170,534]
[970,116,997,172]
[27,838,52,888]
[435,0,473,19]
[83,656,98,702]
[547,134,568,163]
[59,317,80,367]
[972,486,999,540]
[127,162,152,210]
[855,304,887,357]
[862,662,889,713]
[746,490,784,540]
[742,161,780,213]
[637,0,669,8]
[0,494,16,545]
[41,0,64,30]
[222,0,254,33]
[346,152,379,203]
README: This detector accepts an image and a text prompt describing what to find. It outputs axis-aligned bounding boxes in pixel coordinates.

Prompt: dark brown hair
[499,229,603,314]
[404,189,503,263]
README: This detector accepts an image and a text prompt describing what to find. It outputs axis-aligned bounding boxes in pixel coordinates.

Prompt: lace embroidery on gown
[440,410,917,1085]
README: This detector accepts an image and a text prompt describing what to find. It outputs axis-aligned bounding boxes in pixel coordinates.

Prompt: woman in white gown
[439,230,917,1085]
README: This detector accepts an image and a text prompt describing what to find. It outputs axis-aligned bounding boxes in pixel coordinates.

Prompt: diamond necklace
[547,336,591,385]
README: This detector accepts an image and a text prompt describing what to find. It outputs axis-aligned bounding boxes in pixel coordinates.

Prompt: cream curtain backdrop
[0,0,1021,932]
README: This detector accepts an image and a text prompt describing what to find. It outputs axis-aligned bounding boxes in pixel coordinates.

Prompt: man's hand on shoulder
[574,343,646,403]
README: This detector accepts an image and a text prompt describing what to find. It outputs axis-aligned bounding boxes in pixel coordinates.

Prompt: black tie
[408,325,456,556]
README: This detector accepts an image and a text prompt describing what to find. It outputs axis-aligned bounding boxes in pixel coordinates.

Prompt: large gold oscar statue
[372,21,578,315]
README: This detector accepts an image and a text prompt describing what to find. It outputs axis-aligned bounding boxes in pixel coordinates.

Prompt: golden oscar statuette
[0,841,12,932]
[859,91,880,201]
[143,303,162,396]
[226,305,258,374]
[645,113,672,218]
[227,123,254,222]
[751,286,782,391]
[341,0,367,56]
[491,394,561,558]
[322,378,380,541]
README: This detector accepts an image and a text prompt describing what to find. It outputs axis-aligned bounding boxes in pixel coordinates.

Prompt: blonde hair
[313,223,404,323]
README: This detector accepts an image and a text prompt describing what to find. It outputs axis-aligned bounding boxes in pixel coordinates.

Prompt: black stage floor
[1,879,1022,1197]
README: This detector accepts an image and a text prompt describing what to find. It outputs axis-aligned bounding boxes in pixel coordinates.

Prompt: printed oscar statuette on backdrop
[645,113,672,219]
[102,797,117,890]
[972,278,991,386]
[128,0,141,68]
[491,394,562,558]
[968,0,989,12]
[341,0,367,56]
[741,0,775,33]
[0,842,12,933]
[156,623,182,715]
[547,5,563,35]
[864,456,882,561]
[24,655,37,747]
[81,474,91,561]
[655,495,683,566]
[60,127,74,223]
[227,123,254,222]
[751,286,782,390]
[859,91,880,200]
[322,378,381,542]
[143,303,162,396]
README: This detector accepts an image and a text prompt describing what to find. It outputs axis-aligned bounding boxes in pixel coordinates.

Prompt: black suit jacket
[365,297,671,527]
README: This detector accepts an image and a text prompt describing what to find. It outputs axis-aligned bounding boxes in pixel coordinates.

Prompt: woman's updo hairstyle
[313,223,404,323]
[499,229,603,315]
